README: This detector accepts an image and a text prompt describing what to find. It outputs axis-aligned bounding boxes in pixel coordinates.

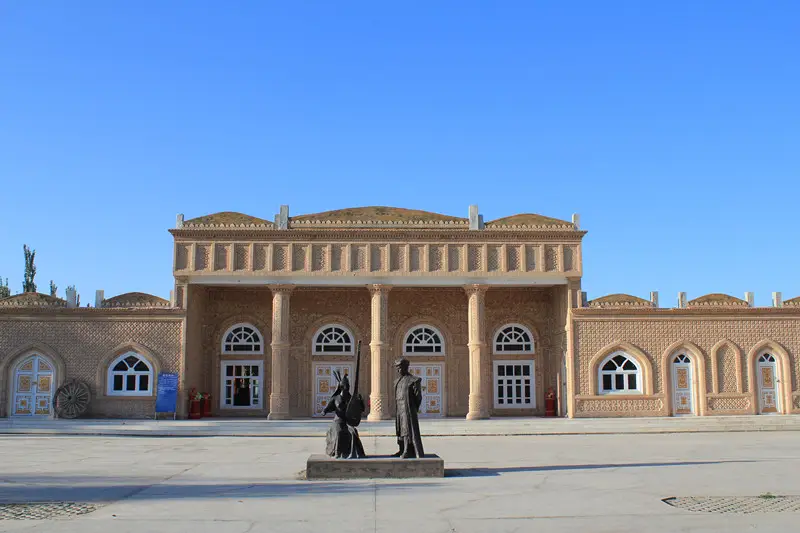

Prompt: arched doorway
[671,354,695,416]
[11,354,56,417]
[757,353,781,414]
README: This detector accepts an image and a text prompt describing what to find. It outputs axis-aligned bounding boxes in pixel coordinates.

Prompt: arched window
[493,324,535,354]
[674,354,691,364]
[759,353,776,363]
[107,352,153,396]
[222,324,263,354]
[313,324,354,355]
[403,325,444,355]
[599,352,641,394]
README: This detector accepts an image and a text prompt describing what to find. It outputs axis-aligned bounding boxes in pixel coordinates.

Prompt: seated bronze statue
[322,370,365,459]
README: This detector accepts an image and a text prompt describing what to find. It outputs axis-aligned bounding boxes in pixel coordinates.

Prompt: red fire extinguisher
[545,388,557,417]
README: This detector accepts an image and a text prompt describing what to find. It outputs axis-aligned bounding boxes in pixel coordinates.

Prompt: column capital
[368,284,392,295]
[464,284,489,297]
[268,284,295,295]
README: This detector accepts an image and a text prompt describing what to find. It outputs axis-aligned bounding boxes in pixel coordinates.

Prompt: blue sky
[1,2,798,306]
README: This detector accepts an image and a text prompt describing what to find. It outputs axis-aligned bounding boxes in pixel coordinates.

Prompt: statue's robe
[394,373,425,457]
[323,393,365,459]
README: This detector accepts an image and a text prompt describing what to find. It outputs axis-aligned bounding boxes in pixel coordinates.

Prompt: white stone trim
[311,324,355,356]
[492,323,535,355]
[106,352,154,397]
[221,323,264,355]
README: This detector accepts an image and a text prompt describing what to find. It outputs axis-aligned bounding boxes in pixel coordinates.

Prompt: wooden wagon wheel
[53,379,91,419]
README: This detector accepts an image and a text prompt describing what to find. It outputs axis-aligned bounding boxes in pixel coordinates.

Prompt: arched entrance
[11,354,56,417]
[757,353,781,414]
[671,354,695,416]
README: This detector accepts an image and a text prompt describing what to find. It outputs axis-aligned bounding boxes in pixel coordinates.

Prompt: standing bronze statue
[322,341,366,459]
[392,358,425,458]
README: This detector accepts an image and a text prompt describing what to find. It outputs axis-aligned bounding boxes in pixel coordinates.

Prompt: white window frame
[493,360,535,409]
[107,352,154,397]
[221,323,264,355]
[598,351,642,395]
[403,325,445,356]
[220,360,264,410]
[493,323,535,355]
[312,324,355,356]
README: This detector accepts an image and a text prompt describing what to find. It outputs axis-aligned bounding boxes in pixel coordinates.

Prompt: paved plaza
[1,431,799,532]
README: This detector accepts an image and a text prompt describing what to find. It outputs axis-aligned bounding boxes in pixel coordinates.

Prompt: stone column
[367,284,391,421]
[267,285,293,420]
[465,284,490,420]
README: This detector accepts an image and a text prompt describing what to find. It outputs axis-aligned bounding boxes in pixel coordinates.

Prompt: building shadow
[0,478,442,504]
[445,459,756,477]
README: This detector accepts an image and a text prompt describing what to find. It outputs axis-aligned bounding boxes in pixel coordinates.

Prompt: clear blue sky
[1,2,798,306]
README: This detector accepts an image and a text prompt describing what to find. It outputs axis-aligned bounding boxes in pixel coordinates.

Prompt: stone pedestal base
[306,454,444,480]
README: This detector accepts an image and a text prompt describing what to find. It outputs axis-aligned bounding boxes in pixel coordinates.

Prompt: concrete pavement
[0,432,799,532]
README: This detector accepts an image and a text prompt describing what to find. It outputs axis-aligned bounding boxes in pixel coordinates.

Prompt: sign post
[154,372,179,420]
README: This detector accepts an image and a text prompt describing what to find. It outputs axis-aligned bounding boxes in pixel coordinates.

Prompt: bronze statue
[322,341,366,459]
[392,358,425,458]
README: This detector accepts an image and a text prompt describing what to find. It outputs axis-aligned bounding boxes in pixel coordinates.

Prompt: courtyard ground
[1,431,799,532]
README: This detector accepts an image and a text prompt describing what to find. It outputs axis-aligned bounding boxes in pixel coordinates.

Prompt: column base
[466,411,490,420]
[366,412,392,422]
[267,412,292,420]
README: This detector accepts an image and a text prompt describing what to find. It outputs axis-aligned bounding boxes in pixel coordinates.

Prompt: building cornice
[0,308,184,318]
[169,228,587,242]
[572,307,800,319]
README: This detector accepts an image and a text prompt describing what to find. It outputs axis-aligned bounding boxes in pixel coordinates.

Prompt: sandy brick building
[1,205,798,419]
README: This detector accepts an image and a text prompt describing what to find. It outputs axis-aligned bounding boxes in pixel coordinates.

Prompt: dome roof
[0,292,67,308]
[587,294,654,308]
[783,296,800,307]
[183,212,273,227]
[290,206,467,226]
[687,293,748,307]
[485,213,573,228]
[102,292,170,309]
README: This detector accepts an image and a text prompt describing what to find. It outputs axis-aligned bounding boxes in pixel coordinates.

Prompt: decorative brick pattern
[253,244,268,271]
[310,245,325,271]
[331,244,345,271]
[506,245,520,272]
[573,315,800,415]
[525,245,537,272]
[0,316,182,418]
[176,244,190,270]
[564,246,575,271]
[707,396,750,411]
[233,244,249,271]
[487,245,501,272]
[576,397,664,413]
[409,245,423,272]
[545,245,559,272]
[274,244,288,271]
[214,244,229,271]
[370,245,384,272]
[293,244,308,272]
[390,244,405,272]
[351,245,367,272]
[468,245,482,272]
[448,245,460,272]
[429,245,444,272]
[719,344,738,393]
[195,244,211,270]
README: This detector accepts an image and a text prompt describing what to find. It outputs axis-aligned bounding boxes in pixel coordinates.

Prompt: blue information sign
[155,372,179,416]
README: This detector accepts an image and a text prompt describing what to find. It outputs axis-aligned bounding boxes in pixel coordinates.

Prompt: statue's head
[340,373,350,392]
[394,358,410,376]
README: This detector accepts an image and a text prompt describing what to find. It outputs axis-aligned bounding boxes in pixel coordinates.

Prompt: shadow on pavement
[0,479,441,503]
[446,459,756,477]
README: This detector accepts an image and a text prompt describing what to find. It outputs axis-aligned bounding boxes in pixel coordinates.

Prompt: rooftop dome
[102,292,170,309]
[290,206,467,225]
[183,212,273,227]
[485,213,573,228]
[587,294,654,308]
[0,292,67,308]
[687,293,749,307]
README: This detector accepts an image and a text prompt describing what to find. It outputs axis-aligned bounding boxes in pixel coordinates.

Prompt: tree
[0,276,9,299]
[50,280,58,297]
[22,244,36,293]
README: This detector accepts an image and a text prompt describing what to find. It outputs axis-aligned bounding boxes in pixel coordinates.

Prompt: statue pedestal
[305,454,444,480]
